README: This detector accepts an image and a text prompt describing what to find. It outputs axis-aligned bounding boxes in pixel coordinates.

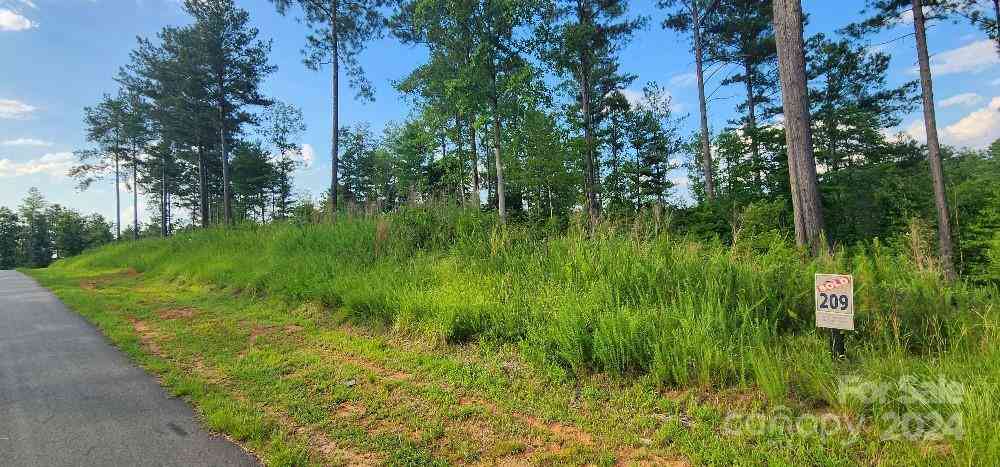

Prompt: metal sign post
[815,274,854,358]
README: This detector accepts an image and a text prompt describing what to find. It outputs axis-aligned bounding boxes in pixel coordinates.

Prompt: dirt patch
[275,407,383,466]
[313,343,611,461]
[333,402,367,419]
[78,268,141,291]
[157,307,198,320]
[522,414,594,446]
[181,353,381,466]
[128,317,163,355]
[248,324,278,345]
[286,328,685,464]
[456,393,594,449]
[341,353,413,382]
[189,358,228,385]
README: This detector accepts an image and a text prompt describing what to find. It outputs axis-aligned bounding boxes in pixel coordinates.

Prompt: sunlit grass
[33,205,1000,464]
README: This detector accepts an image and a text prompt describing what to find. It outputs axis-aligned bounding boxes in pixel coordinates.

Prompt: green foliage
[0,207,20,269]
[948,146,1000,283]
[271,0,391,100]
[1,188,114,268]
[19,187,54,267]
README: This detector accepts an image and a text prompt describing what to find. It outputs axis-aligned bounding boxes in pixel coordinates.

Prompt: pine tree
[659,0,723,202]
[0,208,19,269]
[270,0,390,216]
[773,0,826,254]
[806,34,917,170]
[185,0,277,225]
[18,188,53,268]
[705,0,776,187]
[847,0,966,277]
[541,0,645,228]
[72,92,131,240]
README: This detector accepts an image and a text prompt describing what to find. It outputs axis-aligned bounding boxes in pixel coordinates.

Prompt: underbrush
[54,206,999,457]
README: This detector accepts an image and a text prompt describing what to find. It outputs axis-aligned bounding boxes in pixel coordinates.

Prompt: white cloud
[896,6,930,25]
[0,8,33,31]
[279,143,315,168]
[669,72,697,87]
[616,89,645,109]
[991,78,1000,86]
[941,97,1000,148]
[865,43,888,56]
[0,152,74,178]
[298,143,315,167]
[904,96,1000,149]
[903,119,925,141]
[0,99,36,119]
[1,137,52,147]
[939,92,983,108]
[608,88,684,113]
[669,176,690,188]
[912,40,999,76]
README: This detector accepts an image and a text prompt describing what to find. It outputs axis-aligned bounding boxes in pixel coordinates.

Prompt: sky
[1,0,998,225]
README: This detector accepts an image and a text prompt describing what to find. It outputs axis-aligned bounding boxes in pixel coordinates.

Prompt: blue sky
[1,0,997,224]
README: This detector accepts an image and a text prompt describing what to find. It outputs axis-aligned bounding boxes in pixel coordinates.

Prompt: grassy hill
[27,207,1000,465]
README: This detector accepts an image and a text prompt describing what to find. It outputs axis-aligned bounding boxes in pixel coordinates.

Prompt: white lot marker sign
[815,274,854,331]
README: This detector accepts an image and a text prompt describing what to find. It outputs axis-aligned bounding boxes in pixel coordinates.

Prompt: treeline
[73,0,305,238]
[0,188,114,269]
[74,0,1000,280]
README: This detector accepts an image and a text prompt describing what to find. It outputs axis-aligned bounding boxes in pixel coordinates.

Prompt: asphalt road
[0,270,258,467]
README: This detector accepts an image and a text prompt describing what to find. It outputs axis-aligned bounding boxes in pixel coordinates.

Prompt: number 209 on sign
[815,274,854,331]
[818,290,849,311]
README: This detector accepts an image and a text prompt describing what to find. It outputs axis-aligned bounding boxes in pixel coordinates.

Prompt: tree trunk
[485,132,495,207]
[577,1,600,229]
[132,152,139,240]
[609,122,621,210]
[198,145,208,227]
[469,116,481,206]
[489,39,507,223]
[582,80,601,225]
[455,115,466,202]
[161,147,168,237]
[912,0,956,279]
[330,0,340,217]
[219,87,232,225]
[693,3,715,202]
[581,73,598,227]
[773,0,825,255]
[634,153,641,211]
[745,58,761,190]
[114,153,121,241]
[491,93,506,223]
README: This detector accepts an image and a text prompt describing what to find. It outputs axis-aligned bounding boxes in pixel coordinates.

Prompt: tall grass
[59,206,996,402]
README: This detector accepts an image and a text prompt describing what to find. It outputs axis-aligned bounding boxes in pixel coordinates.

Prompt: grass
[25,206,1000,465]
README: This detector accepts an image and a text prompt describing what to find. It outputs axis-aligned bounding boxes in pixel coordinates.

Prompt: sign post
[815,274,854,358]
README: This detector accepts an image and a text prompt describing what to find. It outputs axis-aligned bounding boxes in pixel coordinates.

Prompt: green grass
[26,206,1000,465]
